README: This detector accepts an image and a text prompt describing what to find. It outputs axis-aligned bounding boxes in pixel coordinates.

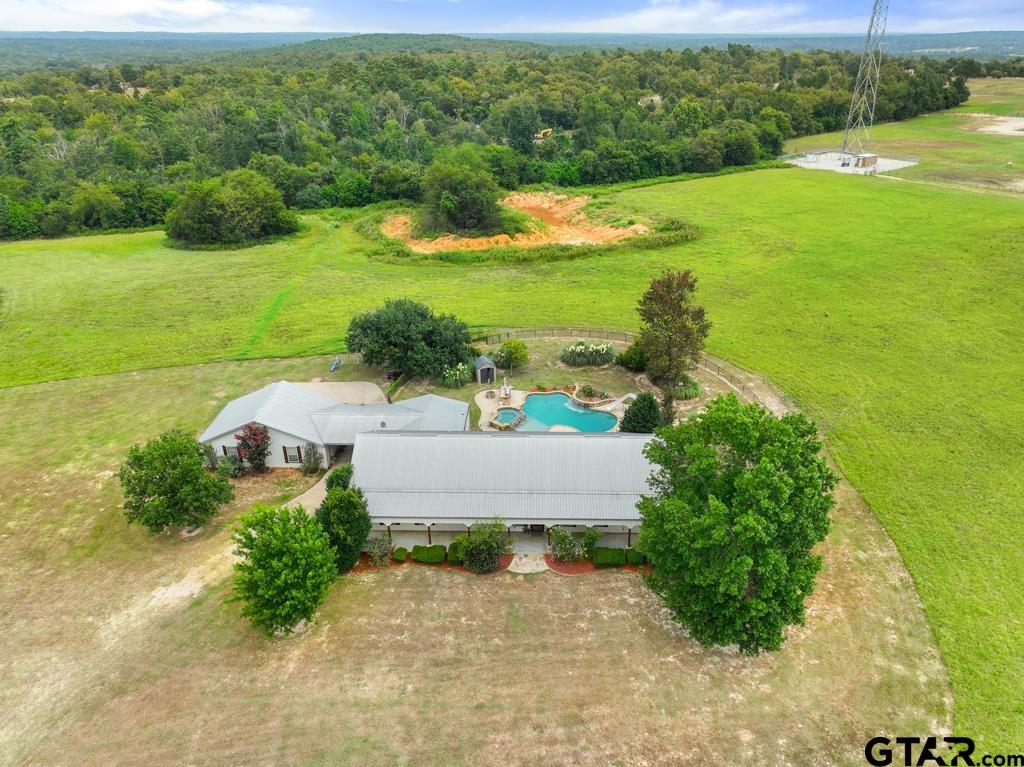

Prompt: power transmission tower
[841,0,889,157]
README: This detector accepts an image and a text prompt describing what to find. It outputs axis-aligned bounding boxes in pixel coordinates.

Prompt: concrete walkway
[291,472,330,512]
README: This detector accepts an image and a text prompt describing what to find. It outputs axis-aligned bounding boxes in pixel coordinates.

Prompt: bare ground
[961,112,1024,136]
[381,192,648,254]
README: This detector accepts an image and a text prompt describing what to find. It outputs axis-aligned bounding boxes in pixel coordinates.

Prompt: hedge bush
[593,547,627,568]
[460,520,512,574]
[625,548,645,566]
[393,546,408,562]
[447,537,466,567]
[325,464,353,491]
[412,544,447,564]
[366,536,392,566]
[616,340,648,372]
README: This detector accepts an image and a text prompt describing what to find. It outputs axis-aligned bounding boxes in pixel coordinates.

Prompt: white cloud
[0,0,314,32]
[526,0,1024,34]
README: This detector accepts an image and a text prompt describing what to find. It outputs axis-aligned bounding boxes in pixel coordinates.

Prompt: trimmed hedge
[393,546,408,563]
[325,464,353,491]
[412,544,447,564]
[593,547,627,568]
[447,538,466,567]
[625,548,645,566]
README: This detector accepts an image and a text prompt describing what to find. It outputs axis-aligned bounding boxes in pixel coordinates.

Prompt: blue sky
[1,0,1022,34]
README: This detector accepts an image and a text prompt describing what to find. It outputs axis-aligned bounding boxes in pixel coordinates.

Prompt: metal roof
[474,355,496,370]
[198,381,340,443]
[200,386,469,446]
[351,431,654,526]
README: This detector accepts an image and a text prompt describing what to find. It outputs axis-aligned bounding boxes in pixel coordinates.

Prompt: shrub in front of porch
[550,527,581,562]
[593,547,627,568]
[393,546,408,563]
[458,520,512,574]
[447,538,466,567]
[412,544,447,564]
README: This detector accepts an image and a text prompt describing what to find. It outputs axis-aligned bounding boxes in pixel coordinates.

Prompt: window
[283,446,302,464]
[221,446,240,459]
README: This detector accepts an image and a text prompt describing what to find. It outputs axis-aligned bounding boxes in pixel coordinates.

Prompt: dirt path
[381,191,647,253]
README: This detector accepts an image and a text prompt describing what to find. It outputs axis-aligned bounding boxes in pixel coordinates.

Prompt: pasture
[2,82,1024,754]
[786,77,1024,193]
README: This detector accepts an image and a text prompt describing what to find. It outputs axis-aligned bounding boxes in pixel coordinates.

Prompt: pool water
[495,407,521,424]
[518,392,617,432]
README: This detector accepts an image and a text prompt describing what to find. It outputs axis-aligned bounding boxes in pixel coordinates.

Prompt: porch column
[387,524,392,543]
[427,524,432,545]
[627,528,631,547]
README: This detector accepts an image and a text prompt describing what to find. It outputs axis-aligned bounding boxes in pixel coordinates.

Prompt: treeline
[0,41,972,241]
[949,57,1024,79]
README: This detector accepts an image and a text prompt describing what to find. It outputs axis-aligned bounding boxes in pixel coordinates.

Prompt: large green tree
[166,168,298,245]
[636,270,711,397]
[232,504,337,634]
[637,395,837,654]
[119,429,234,533]
[421,144,502,234]
[346,298,471,378]
[315,487,372,574]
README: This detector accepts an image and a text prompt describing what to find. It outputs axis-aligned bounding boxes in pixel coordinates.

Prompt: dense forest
[0,35,979,241]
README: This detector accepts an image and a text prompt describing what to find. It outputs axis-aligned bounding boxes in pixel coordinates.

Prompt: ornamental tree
[495,338,529,371]
[315,487,372,574]
[235,423,270,473]
[636,269,711,398]
[232,504,337,635]
[637,394,836,654]
[119,429,234,534]
[619,392,663,433]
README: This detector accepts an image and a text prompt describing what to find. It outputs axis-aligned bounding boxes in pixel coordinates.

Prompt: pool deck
[474,387,629,432]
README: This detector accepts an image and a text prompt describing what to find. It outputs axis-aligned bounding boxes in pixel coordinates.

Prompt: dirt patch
[381,192,648,254]
[961,112,1024,136]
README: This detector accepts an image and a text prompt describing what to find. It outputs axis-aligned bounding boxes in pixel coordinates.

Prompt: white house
[199,381,469,469]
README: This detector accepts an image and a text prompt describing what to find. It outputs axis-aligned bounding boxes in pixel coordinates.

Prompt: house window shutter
[282,446,288,462]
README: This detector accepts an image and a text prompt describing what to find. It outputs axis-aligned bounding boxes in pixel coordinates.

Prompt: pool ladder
[510,412,527,429]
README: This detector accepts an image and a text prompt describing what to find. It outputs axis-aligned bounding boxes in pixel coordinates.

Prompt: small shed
[475,355,497,384]
[853,153,878,168]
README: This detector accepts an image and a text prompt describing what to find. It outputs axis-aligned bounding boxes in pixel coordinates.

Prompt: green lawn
[787,77,1024,192]
[2,88,1024,749]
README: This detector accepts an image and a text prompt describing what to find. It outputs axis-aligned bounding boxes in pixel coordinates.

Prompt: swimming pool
[516,392,617,433]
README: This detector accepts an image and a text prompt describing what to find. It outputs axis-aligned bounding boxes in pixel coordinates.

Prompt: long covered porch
[370,520,642,554]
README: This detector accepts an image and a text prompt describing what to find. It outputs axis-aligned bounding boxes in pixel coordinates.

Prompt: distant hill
[0,30,1022,76]
[469,31,1024,59]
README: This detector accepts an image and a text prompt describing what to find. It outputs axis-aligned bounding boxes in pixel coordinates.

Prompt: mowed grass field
[1,82,1023,751]
[787,78,1024,193]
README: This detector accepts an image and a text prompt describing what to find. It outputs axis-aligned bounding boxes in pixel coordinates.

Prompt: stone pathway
[507,553,549,574]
